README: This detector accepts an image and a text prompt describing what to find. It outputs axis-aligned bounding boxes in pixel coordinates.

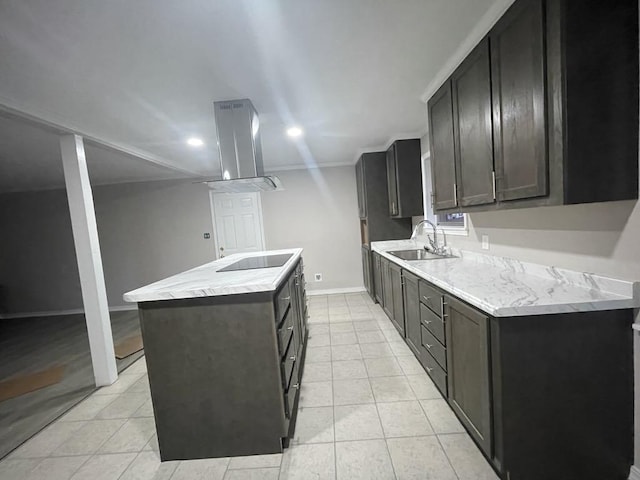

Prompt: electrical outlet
[314,273,323,282]
[481,234,490,250]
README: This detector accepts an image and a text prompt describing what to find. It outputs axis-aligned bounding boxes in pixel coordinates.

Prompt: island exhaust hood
[203,99,282,193]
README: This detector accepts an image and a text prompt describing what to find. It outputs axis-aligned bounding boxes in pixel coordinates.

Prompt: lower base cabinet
[361,245,373,300]
[373,252,633,480]
[402,271,421,356]
[389,262,405,336]
[445,295,491,455]
[138,259,308,461]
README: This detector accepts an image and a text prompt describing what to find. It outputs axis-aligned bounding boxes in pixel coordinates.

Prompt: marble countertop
[123,248,303,303]
[371,240,638,317]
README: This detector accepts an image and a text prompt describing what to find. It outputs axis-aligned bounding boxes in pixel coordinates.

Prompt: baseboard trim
[629,466,640,480]
[0,304,137,320]
[307,287,366,296]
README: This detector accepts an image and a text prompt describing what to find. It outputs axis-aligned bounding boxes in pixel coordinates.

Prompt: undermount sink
[388,249,456,261]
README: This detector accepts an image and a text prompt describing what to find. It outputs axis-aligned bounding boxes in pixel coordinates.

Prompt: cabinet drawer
[421,303,445,346]
[419,280,443,316]
[420,343,447,396]
[281,336,297,389]
[277,309,294,356]
[275,281,292,323]
[422,325,447,371]
[284,362,300,419]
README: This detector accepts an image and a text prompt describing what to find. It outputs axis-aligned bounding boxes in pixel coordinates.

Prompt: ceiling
[0,0,504,192]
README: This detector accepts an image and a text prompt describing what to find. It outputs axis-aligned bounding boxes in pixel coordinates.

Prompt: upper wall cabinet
[491,0,547,203]
[355,152,413,243]
[386,139,423,218]
[428,0,639,213]
[428,82,458,210]
[453,38,495,207]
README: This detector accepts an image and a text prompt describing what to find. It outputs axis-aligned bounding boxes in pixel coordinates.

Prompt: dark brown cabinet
[373,252,383,304]
[402,271,421,357]
[452,39,496,207]
[491,0,547,202]
[361,245,372,297]
[427,83,457,211]
[389,262,405,336]
[444,295,492,456]
[355,152,413,300]
[381,257,393,319]
[428,0,639,213]
[386,139,423,218]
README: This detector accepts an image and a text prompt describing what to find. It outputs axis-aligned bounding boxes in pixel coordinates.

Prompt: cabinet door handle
[289,355,296,361]
[283,296,291,302]
[423,296,431,302]
[292,383,300,389]
[425,344,433,349]
[424,320,432,325]
[492,170,497,200]
[287,326,294,331]
[426,367,433,373]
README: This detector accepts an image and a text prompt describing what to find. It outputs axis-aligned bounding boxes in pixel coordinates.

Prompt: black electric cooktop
[217,253,293,272]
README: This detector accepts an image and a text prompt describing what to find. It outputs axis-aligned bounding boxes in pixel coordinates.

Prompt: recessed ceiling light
[187,137,204,147]
[286,126,303,138]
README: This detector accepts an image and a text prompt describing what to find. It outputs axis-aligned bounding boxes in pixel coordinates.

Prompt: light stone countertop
[123,248,303,303]
[371,240,638,317]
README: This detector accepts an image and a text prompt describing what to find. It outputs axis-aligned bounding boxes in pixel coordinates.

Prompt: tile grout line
[435,433,462,480]
[371,394,399,480]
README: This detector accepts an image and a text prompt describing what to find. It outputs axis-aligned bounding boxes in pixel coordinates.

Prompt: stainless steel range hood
[203,99,282,193]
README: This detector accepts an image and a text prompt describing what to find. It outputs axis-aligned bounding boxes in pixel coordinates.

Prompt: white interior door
[210,192,266,259]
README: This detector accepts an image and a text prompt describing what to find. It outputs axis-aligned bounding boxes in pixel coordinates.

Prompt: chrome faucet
[411,219,448,255]
[411,219,438,252]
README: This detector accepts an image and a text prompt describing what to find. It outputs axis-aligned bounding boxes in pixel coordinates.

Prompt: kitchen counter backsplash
[371,239,638,317]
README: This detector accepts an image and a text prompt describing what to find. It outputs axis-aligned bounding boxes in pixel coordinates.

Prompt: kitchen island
[370,240,638,480]
[123,249,307,461]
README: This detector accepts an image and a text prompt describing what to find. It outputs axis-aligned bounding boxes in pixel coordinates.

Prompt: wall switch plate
[314,273,323,282]
[204,233,211,239]
[481,235,490,250]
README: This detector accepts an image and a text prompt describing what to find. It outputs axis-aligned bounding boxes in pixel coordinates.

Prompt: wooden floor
[0,309,143,459]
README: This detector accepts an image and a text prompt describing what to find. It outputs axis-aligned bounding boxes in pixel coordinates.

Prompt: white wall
[450,201,640,281]
[93,180,215,307]
[0,180,215,314]
[261,166,363,293]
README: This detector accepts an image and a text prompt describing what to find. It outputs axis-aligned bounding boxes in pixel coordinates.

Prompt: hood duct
[203,99,282,193]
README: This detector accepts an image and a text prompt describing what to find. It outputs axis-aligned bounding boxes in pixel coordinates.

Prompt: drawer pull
[292,383,300,389]
[287,326,294,331]
[426,367,433,373]
[289,355,296,361]
[425,343,433,349]
[283,296,291,301]
[424,320,432,325]
[422,296,431,302]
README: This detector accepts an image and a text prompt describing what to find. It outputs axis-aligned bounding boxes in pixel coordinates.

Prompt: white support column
[60,134,117,386]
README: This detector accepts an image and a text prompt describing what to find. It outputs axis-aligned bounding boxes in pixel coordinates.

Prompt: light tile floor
[0,292,498,480]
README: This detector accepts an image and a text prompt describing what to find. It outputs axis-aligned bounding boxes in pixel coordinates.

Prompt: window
[422,153,468,235]
[437,212,465,228]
